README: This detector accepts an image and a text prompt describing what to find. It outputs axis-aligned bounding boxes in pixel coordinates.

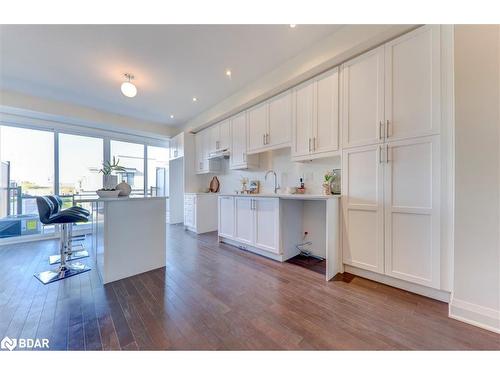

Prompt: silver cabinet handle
[263,134,266,145]
[379,121,384,140]
[266,133,269,145]
[378,145,382,164]
[386,143,390,163]
[386,120,390,139]
[308,138,311,152]
[313,137,316,151]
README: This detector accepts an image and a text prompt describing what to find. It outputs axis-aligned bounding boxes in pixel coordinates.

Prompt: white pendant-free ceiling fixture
[121,73,137,98]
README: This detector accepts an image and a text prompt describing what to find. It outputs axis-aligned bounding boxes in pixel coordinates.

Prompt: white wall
[192,148,341,195]
[450,25,500,333]
[0,89,175,139]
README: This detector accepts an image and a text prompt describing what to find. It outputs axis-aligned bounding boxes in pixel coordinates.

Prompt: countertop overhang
[218,193,340,200]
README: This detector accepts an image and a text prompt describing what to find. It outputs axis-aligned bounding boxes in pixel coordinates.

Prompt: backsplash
[195,148,341,195]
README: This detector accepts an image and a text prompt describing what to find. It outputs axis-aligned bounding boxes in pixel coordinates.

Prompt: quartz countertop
[218,193,340,200]
[73,195,168,203]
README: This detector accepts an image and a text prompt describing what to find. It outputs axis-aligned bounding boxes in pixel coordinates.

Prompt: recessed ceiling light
[170,114,174,119]
[289,24,297,28]
[192,97,198,102]
[225,69,232,78]
[121,73,137,98]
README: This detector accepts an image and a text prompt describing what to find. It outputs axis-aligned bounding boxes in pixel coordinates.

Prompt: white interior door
[384,135,440,288]
[230,113,247,168]
[341,46,385,148]
[254,198,280,254]
[268,90,291,147]
[292,81,314,158]
[314,67,339,155]
[385,25,441,141]
[342,144,385,274]
[247,102,268,152]
[218,196,234,238]
[234,197,254,245]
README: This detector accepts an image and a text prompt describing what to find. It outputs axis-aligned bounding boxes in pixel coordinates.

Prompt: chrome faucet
[265,170,280,194]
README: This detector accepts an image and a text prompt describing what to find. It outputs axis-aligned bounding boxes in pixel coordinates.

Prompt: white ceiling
[0,24,342,127]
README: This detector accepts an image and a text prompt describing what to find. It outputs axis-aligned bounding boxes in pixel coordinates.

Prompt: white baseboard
[343,265,451,303]
[449,297,500,334]
[219,237,286,262]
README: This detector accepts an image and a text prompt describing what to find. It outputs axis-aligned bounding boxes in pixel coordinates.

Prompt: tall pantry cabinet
[341,25,442,289]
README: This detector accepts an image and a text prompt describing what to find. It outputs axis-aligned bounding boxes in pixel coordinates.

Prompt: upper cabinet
[230,111,258,170]
[341,46,385,149]
[292,68,339,161]
[342,25,441,149]
[170,132,184,160]
[247,90,292,154]
[194,129,221,174]
[208,119,231,154]
[384,25,441,141]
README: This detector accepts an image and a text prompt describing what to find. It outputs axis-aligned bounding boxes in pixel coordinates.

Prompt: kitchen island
[75,196,167,284]
[217,193,341,280]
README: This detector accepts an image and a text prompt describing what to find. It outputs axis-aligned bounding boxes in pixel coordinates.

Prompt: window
[147,145,169,196]
[0,125,54,238]
[110,140,145,193]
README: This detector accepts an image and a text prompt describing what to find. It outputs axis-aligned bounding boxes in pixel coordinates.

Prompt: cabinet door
[254,198,280,254]
[247,102,268,153]
[230,112,247,168]
[194,133,203,173]
[385,25,440,141]
[176,133,184,158]
[292,80,314,158]
[184,196,195,228]
[219,119,231,151]
[218,196,234,239]
[341,46,385,148]
[313,67,339,155]
[342,144,384,274]
[384,136,440,288]
[268,90,291,148]
[234,197,254,245]
[201,129,211,171]
[170,136,178,160]
[208,124,220,154]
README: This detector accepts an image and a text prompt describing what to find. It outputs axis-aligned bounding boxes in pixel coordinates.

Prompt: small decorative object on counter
[249,180,260,194]
[209,176,220,193]
[297,178,306,194]
[285,187,297,194]
[96,189,121,198]
[116,180,132,196]
[331,169,341,195]
[322,171,333,195]
[98,157,126,190]
[240,176,249,194]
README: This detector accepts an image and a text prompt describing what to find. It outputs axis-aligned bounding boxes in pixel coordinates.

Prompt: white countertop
[184,192,219,196]
[74,195,168,203]
[218,193,340,200]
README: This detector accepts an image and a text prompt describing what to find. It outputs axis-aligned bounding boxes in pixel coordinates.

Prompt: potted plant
[97,157,126,197]
[322,171,333,195]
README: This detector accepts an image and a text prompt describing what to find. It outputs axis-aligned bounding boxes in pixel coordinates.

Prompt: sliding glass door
[147,145,169,196]
[0,125,54,238]
[110,140,145,194]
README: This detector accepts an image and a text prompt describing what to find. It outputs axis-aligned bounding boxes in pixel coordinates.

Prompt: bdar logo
[1,336,17,351]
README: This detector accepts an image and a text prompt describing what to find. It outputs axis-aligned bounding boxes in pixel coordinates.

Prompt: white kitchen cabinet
[341,46,385,149]
[384,25,441,141]
[253,198,280,254]
[194,129,221,174]
[247,102,268,153]
[342,136,441,288]
[230,111,259,170]
[218,196,234,239]
[232,196,280,254]
[234,197,254,245]
[184,193,218,234]
[170,132,184,160]
[268,90,292,148]
[208,119,231,154]
[342,144,385,274]
[247,90,292,154]
[383,135,440,288]
[292,68,339,161]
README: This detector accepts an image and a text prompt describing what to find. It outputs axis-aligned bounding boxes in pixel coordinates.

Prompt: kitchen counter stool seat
[34,196,91,284]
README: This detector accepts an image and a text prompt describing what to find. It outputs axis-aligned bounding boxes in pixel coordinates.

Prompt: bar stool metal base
[34,262,91,285]
[49,249,89,265]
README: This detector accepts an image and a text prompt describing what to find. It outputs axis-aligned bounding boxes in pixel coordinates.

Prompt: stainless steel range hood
[208,149,230,160]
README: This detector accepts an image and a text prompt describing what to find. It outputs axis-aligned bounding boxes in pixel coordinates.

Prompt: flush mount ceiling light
[170,114,175,119]
[225,69,232,78]
[192,97,198,102]
[121,73,137,98]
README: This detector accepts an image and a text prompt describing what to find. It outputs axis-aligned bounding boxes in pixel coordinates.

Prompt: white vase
[103,175,118,190]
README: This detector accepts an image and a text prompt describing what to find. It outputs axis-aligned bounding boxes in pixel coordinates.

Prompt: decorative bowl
[96,189,121,198]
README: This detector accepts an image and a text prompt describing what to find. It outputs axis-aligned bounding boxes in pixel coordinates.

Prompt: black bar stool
[34,196,91,284]
[47,195,90,264]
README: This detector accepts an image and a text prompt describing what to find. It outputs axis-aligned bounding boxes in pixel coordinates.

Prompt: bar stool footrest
[49,250,89,265]
[35,262,91,284]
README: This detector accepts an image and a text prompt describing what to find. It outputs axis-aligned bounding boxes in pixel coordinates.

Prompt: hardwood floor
[0,224,498,350]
